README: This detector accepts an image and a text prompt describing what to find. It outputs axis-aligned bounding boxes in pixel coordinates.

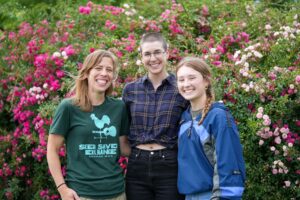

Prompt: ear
[165,50,169,60]
[141,57,146,66]
[113,73,118,81]
[204,79,209,90]
[82,73,88,79]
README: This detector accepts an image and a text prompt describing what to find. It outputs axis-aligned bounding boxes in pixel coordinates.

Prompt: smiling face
[87,56,114,95]
[140,41,169,77]
[177,65,208,104]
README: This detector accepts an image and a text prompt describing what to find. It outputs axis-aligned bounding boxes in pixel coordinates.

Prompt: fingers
[72,190,80,200]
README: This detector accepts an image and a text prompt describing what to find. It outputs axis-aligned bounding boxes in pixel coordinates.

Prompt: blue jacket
[178,102,246,199]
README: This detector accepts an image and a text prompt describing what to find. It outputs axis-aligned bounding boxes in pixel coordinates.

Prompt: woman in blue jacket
[176,57,246,200]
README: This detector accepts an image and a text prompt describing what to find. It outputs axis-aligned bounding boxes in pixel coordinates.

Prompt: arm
[120,92,131,157]
[211,110,246,200]
[119,135,131,157]
[47,134,80,200]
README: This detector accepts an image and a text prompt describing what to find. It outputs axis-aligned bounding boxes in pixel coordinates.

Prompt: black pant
[126,148,184,200]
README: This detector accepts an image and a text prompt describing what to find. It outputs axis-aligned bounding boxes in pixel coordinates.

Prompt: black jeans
[126,148,184,200]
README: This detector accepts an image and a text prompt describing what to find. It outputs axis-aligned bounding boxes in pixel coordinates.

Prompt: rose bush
[0,0,299,199]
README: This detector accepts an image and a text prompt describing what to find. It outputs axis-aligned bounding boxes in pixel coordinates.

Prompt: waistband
[132,147,177,157]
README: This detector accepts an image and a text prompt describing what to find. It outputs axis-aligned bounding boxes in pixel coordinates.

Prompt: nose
[100,68,108,76]
[149,53,157,61]
[182,79,191,87]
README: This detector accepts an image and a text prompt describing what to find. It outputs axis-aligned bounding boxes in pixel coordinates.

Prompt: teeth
[150,63,159,67]
[96,79,107,84]
[184,89,194,93]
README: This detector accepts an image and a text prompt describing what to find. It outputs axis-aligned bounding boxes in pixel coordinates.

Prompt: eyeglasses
[142,50,165,59]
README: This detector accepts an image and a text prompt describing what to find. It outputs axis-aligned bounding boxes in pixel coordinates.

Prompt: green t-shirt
[49,97,129,199]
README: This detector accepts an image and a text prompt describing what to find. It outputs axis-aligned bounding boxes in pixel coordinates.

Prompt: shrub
[0,0,299,199]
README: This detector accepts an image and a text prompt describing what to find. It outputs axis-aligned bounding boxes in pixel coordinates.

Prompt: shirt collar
[141,73,177,87]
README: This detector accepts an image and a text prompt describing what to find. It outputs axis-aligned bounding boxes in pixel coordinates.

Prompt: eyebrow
[143,49,163,53]
[94,65,114,69]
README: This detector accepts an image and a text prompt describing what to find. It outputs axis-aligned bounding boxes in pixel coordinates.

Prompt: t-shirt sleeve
[121,84,129,103]
[120,102,130,136]
[49,99,71,136]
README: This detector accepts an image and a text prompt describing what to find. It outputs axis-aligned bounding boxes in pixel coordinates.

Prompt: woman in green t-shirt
[47,50,130,200]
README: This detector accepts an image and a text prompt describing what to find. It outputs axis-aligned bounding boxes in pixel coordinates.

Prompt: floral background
[0,0,299,199]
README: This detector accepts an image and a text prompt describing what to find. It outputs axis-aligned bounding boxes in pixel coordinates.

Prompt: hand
[58,184,80,200]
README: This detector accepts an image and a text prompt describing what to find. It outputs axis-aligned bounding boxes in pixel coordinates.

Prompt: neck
[148,71,168,90]
[190,95,207,111]
[88,92,105,106]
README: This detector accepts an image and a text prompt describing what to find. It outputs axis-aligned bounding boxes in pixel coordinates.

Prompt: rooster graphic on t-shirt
[90,114,116,142]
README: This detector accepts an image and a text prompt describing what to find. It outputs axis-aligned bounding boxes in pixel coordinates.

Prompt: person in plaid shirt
[122,32,188,200]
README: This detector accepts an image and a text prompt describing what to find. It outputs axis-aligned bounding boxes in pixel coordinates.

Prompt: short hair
[139,32,168,52]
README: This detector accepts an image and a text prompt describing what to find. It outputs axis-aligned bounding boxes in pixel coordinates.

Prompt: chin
[150,68,162,73]
[181,95,193,101]
[97,87,109,93]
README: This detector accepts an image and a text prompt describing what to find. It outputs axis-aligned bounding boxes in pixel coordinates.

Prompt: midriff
[136,143,166,151]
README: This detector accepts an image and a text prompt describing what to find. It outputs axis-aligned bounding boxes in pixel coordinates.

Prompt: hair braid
[198,97,213,125]
[198,85,215,125]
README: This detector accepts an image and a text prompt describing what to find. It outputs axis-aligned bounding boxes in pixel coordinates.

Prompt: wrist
[57,183,68,194]
[56,182,66,190]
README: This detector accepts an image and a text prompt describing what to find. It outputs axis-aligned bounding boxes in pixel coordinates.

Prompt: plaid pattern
[122,74,188,149]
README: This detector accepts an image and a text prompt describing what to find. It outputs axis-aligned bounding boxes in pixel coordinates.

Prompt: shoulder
[124,77,144,89]
[58,98,74,109]
[167,73,176,82]
[106,96,126,107]
[204,102,229,122]
[208,101,228,115]
[52,98,76,117]
[123,77,145,98]
[165,73,177,87]
[206,102,236,128]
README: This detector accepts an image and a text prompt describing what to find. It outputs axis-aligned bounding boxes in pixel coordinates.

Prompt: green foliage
[0,0,299,199]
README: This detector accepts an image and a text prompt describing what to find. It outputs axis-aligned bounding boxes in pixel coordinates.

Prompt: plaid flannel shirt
[122,74,188,149]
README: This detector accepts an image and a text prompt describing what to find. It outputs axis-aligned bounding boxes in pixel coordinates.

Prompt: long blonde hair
[176,57,215,125]
[71,50,118,112]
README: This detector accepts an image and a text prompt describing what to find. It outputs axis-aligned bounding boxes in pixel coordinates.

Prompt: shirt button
[150,152,154,155]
